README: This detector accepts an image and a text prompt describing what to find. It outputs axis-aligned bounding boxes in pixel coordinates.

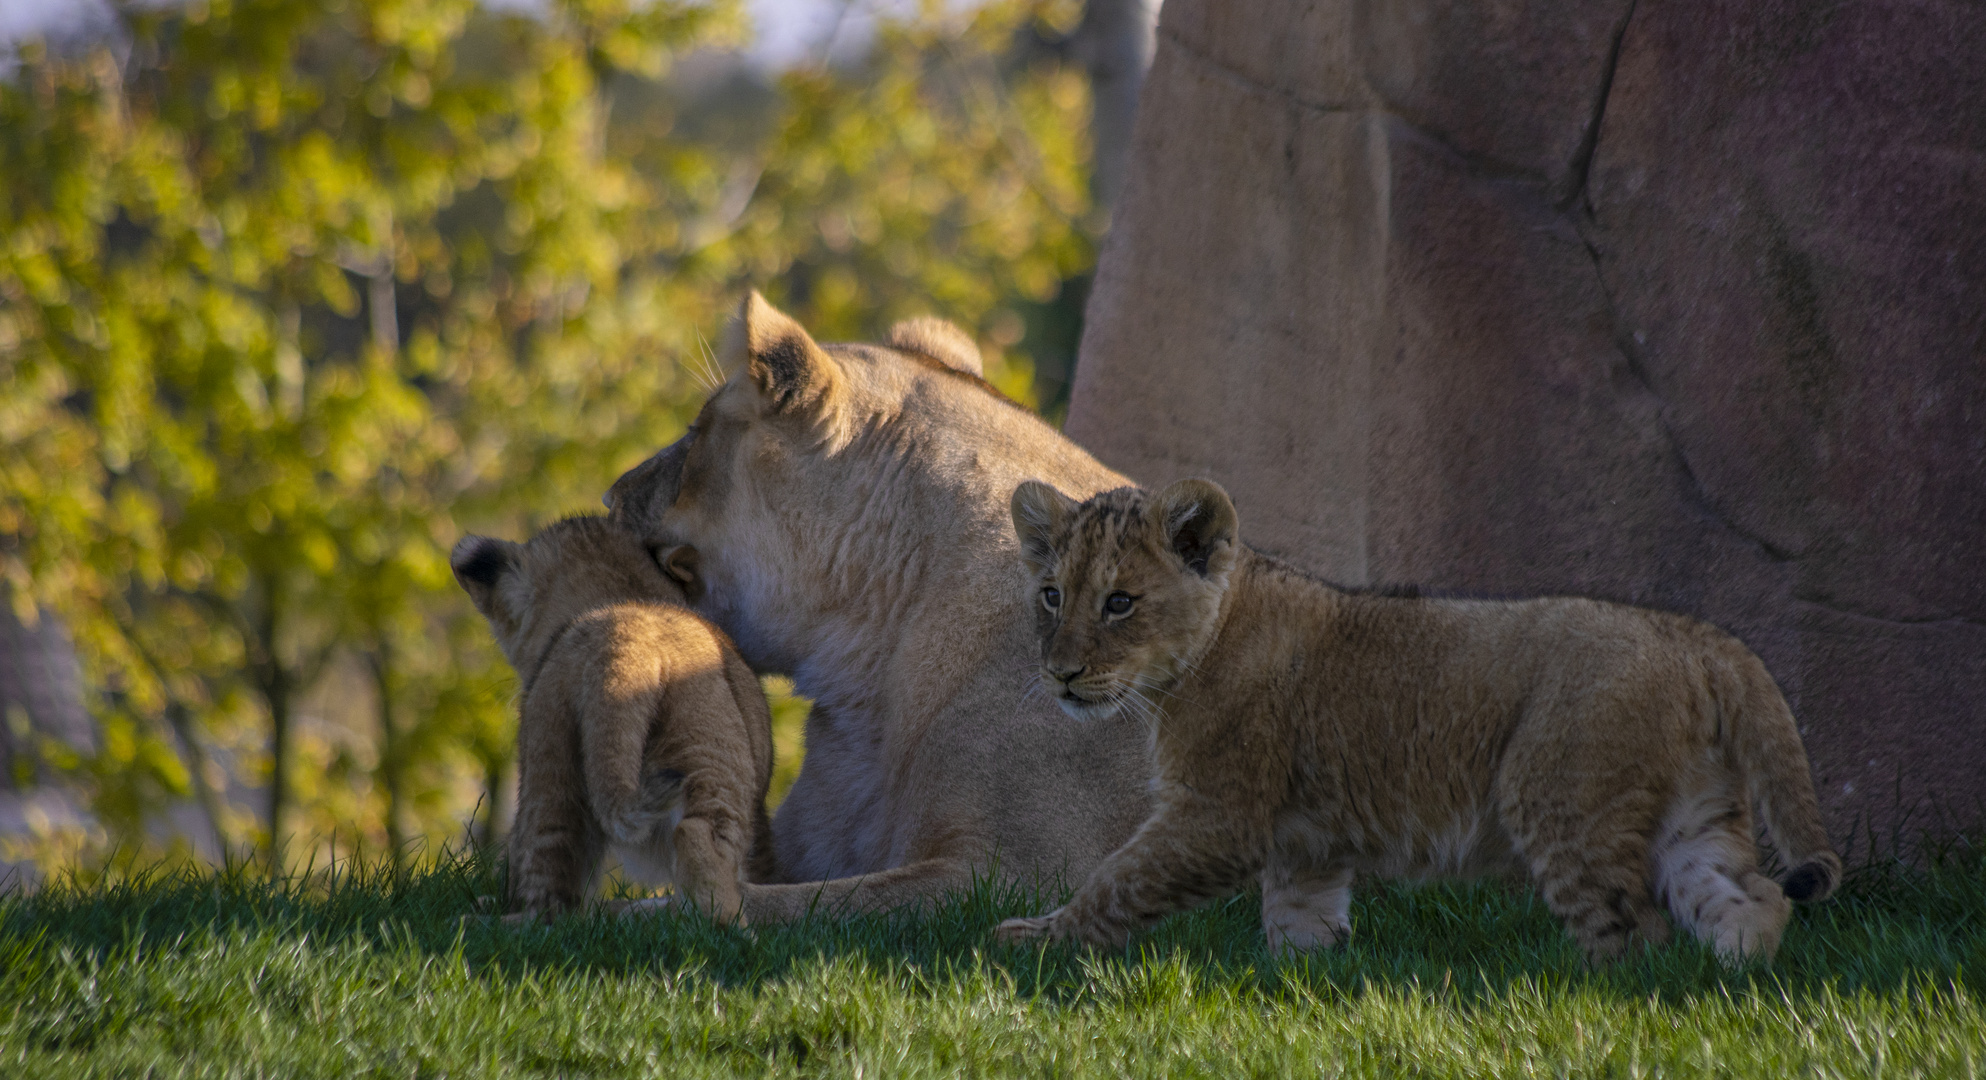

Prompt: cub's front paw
[993,913,1061,944]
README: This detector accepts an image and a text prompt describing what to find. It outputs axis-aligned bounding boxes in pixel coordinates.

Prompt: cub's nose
[1048,663,1087,685]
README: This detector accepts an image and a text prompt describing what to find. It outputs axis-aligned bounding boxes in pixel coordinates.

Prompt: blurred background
[0,0,1159,882]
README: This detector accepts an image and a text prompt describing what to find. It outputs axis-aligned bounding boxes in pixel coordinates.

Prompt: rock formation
[1068,0,1986,850]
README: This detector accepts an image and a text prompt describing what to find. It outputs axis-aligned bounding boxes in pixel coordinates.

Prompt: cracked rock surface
[1067,0,1985,848]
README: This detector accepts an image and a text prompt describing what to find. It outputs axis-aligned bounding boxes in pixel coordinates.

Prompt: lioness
[606,293,1151,921]
[993,479,1841,961]
[452,516,775,924]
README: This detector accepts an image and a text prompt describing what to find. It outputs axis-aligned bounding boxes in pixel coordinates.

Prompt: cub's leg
[671,815,749,926]
[1499,765,1670,964]
[507,755,607,921]
[995,791,1268,949]
[1651,782,1790,960]
[1260,862,1353,955]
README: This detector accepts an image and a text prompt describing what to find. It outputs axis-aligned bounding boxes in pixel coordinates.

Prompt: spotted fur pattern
[995,481,1840,963]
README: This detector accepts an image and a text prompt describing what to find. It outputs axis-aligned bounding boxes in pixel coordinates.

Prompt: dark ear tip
[451,536,512,587]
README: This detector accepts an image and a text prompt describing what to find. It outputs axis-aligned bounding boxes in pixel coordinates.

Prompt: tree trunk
[1070,0,1160,211]
[165,701,230,859]
[249,579,295,865]
[477,757,511,851]
[264,671,292,864]
[370,641,407,869]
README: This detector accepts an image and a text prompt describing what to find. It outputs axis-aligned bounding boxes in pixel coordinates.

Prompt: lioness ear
[653,543,703,601]
[451,535,521,617]
[1151,479,1238,578]
[886,316,982,377]
[723,290,841,415]
[1011,480,1074,576]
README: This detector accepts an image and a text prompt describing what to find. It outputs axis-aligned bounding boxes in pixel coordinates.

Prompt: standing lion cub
[993,479,1839,962]
[452,516,775,924]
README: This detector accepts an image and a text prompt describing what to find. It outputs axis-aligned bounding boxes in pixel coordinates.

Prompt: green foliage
[3,854,1983,1076]
[0,0,1096,872]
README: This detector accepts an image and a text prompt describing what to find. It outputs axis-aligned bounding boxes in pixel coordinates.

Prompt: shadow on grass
[4,843,1982,1010]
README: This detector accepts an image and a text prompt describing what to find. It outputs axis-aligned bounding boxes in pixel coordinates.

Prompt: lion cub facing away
[993,480,1840,962]
[452,516,775,924]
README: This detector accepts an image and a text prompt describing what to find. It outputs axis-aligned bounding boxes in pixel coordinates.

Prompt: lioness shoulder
[452,516,776,924]
[995,479,1840,962]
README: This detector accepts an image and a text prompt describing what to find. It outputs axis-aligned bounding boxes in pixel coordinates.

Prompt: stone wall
[1067,0,1986,850]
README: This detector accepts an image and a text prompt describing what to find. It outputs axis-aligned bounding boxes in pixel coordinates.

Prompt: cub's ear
[723,290,842,415]
[451,535,521,616]
[605,436,689,531]
[653,543,703,602]
[886,316,982,377]
[1011,480,1074,576]
[1151,478,1238,578]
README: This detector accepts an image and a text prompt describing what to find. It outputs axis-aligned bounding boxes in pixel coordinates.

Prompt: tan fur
[993,480,1841,963]
[886,316,983,376]
[451,517,776,924]
[606,293,1150,922]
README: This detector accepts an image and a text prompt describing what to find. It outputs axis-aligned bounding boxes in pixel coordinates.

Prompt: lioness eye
[1104,592,1134,616]
[1042,586,1061,610]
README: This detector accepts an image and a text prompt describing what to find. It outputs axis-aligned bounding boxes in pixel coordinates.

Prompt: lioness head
[604,290,1062,679]
[451,515,699,678]
[1010,478,1239,722]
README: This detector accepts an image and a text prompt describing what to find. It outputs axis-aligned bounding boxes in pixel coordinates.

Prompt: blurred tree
[1027,0,1158,211]
[0,0,1096,874]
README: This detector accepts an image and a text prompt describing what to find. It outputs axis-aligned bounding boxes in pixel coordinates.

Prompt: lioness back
[452,516,776,924]
[996,480,1840,963]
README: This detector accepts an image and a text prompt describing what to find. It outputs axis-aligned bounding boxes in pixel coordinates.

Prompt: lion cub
[993,480,1840,962]
[452,516,775,924]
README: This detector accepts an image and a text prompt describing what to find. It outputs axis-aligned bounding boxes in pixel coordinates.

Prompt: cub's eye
[1041,586,1062,611]
[1104,592,1134,616]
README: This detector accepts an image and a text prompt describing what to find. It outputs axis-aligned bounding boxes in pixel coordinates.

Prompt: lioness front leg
[995,799,1265,949]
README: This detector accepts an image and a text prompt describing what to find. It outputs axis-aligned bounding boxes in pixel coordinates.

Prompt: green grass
[3,850,1982,1078]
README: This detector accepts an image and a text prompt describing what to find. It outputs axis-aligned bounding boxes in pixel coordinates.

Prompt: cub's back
[551,600,771,738]
[1324,590,1726,700]
[1266,586,1732,757]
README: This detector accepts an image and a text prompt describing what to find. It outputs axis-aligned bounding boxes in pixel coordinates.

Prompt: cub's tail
[587,674,683,845]
[1720,644,1841,902]
[586,626,691,846]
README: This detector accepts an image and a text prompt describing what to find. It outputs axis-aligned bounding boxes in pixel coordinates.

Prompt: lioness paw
[1264,919,1351,955]
[993,914,1060,944]
[587,896,673,920]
